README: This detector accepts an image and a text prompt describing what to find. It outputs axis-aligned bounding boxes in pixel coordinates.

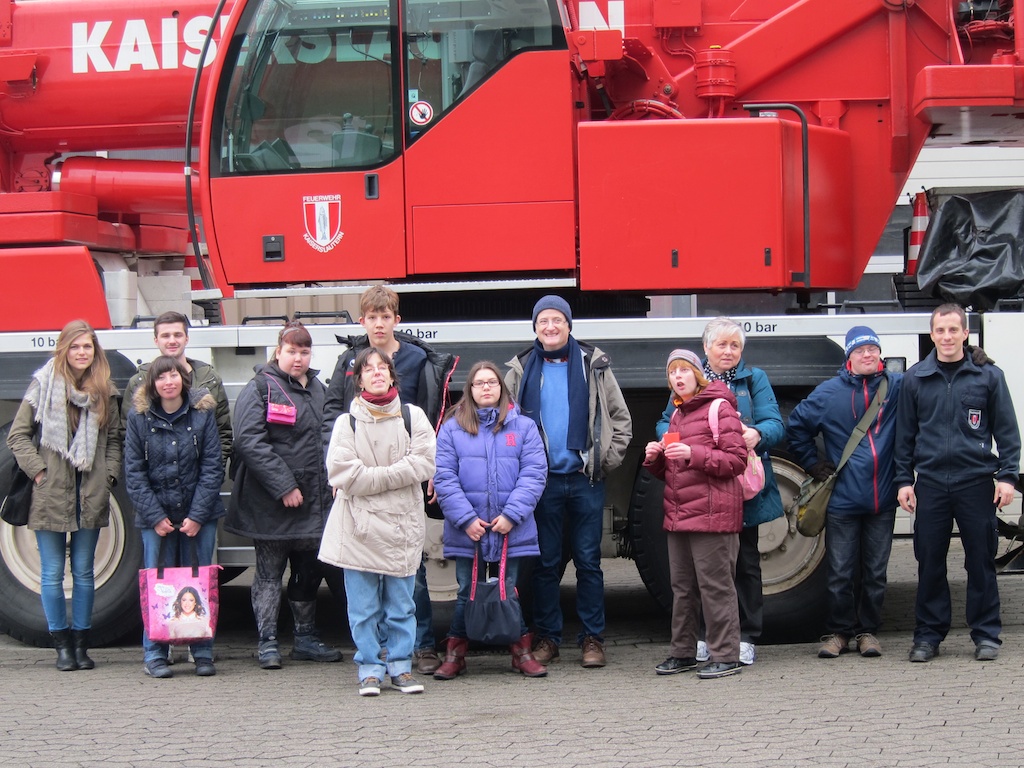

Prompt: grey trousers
[667,530,740,663]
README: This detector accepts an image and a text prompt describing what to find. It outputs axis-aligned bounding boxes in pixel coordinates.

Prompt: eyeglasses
[536,317,566,328]
[471,379,500,389]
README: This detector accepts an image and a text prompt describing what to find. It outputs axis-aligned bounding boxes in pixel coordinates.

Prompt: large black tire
[0,424,143,647]
[628,455,827,643]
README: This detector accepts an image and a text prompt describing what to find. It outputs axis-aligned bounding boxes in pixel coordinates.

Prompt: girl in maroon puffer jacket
[644,349,747,679]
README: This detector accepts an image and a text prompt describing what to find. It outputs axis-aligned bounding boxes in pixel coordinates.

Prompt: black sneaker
[697,661,742,679]
[655,656,698,675]
[143,658,173,679]
[390,673,425,693]
[194,659,216,677]
[974,642,999,661]
[908,642,938,663]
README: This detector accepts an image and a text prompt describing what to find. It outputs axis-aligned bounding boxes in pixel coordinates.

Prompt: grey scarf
[25,359,100,471]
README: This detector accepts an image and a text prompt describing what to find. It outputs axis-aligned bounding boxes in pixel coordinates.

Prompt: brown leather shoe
[414,648,441,675]
[817,634,849,658]
[856,633,882,657]
[580,636,606,668]
[532,637,560,664]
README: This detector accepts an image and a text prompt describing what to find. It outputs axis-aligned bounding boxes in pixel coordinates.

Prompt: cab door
[206,1,406,286]
[398,0,575,276]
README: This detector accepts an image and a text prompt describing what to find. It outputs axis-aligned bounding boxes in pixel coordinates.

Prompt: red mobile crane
[1,0,1024,645]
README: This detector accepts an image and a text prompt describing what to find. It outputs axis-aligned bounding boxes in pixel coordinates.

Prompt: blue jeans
[345,569,415,681]
[532,472,605,645]
[448,555,527,640]
[140,525,217,663]
[35,528,101,632]
[824,508,896,637]
[913,480,1001,647]
[379,557,434,651]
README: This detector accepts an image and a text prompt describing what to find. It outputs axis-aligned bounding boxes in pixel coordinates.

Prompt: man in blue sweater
[505,296,632,668]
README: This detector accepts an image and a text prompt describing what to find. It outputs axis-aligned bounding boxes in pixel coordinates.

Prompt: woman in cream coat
[320,347,436,696]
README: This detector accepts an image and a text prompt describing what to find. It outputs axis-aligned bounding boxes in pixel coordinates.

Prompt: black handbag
[464,535,522,646]
[1,461,33,527]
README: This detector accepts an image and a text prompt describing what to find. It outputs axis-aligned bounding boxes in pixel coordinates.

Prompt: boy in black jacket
[323,286,457,674]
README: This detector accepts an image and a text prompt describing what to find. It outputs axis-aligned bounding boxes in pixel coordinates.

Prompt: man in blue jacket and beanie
[895,304,1020,663]
[787,326,901,659]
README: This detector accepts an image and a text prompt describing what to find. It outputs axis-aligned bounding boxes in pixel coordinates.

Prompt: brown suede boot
[511,633,547,678]
[433,637,469,680]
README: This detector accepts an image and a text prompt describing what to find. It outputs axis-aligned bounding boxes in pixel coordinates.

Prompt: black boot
[51,630,78,672]
[71,629,95,670]
[289,601,342,662]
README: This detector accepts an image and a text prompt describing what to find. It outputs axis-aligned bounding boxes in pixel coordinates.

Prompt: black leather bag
[1,462,32,527]
[464,536,522,645]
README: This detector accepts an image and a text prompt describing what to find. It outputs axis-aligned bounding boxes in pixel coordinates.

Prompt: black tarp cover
[916,189,1024,311]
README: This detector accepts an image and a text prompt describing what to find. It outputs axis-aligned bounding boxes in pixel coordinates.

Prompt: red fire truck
[1,0,1023,645]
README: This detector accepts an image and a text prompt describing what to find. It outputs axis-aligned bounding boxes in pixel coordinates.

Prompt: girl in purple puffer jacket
[432,361,549,680]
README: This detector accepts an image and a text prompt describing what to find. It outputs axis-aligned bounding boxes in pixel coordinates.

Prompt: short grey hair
[702,316,746,350]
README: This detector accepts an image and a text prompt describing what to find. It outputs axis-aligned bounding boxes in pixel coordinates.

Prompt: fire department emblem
[968,408,982,429]
[302,195,344,252]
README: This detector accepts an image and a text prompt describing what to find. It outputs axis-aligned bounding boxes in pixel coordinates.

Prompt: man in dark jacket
[787,326,902,659]
[895,304,1021,663]
[322,286,457,674]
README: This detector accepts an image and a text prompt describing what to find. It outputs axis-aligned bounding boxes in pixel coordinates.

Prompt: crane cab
[201,0,575,290]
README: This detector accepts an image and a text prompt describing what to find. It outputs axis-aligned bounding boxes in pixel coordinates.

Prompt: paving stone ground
[1,540,1022,767]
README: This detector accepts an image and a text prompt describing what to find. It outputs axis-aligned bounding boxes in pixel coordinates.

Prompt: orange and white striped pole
[906,191,928,276]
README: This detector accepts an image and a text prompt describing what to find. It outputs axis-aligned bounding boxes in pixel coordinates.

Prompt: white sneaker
[739,642,756,665]
[696,640,710,662]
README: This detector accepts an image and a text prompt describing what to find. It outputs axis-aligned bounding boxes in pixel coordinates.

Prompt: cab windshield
[213,0,561,175]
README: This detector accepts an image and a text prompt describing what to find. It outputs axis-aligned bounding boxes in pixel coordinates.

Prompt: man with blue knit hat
[787,325,902,658]
[505,296,632,668]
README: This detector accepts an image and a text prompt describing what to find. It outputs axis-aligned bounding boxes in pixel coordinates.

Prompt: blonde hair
[53,319,111,425]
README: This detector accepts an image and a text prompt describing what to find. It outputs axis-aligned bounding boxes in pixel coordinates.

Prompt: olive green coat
[7,386,123,532]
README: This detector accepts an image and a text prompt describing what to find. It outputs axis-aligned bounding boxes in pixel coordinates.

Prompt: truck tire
[628,455,827,643]
[0,424,143,647]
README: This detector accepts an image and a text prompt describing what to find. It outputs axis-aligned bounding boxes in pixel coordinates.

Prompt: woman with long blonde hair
[7,320,122,671]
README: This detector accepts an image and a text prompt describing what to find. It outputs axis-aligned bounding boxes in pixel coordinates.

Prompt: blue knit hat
[845,326,881,357]
[532,295,573,330]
